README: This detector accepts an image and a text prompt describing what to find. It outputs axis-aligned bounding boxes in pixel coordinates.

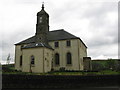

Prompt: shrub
[92,62,105,71]
[59,67,65,71]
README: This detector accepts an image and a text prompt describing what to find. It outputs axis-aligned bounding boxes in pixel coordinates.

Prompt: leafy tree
[116,60,120,71]
[105,59,116,70]
[92,62,105,71]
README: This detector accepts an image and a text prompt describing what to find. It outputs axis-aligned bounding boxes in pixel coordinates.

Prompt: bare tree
[6,53,11,64]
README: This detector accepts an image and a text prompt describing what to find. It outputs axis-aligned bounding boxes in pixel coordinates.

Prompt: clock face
[39,17,42,23]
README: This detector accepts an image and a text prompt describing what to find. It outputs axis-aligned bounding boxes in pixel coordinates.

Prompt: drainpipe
[30,62,32,73]
[77,40,80,70]
[15,46,17,69]
[43,47,45,73]
[29,55,32,73]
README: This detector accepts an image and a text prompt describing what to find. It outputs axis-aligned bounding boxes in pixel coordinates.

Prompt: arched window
[66,52,72,65]
[31,55,35,65]
[55,53,59,65]
[20,55,22,66]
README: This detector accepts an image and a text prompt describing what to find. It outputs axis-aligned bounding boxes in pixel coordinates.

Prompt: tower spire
[36,2,49,43]
[42,2,44,10]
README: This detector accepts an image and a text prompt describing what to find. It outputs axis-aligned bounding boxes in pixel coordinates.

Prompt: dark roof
[48,29,79,41]
[16,36,36,45]
[22,42,53,50]
[37,9,49,16]
[15,29,87,47]
[37,4,49,16]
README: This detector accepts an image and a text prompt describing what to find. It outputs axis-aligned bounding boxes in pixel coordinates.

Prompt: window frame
[30,55,35,65]
[55,41,59,48]
[66,52,72,65]
[55,53,60,65]
[66,40,71,47]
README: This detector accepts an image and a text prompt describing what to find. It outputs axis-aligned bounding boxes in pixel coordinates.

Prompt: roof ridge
[50,29,64,32]
[50,29,78,38]
[62,30,78,37]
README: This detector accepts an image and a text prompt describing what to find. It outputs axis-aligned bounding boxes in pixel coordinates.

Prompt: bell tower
[35,3,49,44]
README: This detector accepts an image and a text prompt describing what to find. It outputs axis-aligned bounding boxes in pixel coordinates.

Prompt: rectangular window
[55,42,59,47]
[20,56,22,66]
[66,40,71,46]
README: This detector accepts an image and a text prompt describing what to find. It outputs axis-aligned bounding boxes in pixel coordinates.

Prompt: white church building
[15,4,91,73]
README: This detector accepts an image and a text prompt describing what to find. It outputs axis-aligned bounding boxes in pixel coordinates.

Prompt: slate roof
[15,29,87,47]
[37,4,49,17]
[22,42,53,50]
[37,9,49,16]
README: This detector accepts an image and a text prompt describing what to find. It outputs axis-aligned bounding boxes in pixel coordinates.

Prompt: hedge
[2,74,120,89]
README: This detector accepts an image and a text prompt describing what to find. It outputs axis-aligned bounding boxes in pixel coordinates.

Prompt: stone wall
[83,57,92,70]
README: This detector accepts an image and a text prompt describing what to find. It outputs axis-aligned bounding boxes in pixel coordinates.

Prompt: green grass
[47,71,120,75]
[2,64,120,75]
[99,70,120,75]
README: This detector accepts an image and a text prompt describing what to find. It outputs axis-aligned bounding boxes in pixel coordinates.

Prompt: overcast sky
[0,0,119,64]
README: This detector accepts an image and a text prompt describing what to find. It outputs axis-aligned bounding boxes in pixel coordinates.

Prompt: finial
[42,2,44,10]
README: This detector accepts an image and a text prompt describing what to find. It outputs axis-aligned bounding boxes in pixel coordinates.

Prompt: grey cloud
[86,33,118,48]
[12,0,43,4]
[1,30,33,61]
[81,2,117,19]
[88,43,118,59]
[50,2,84,23]
[80,2,118,49]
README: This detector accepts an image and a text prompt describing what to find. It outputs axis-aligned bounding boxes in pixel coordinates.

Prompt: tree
[105,59,116,70]
[92,62,105,71]
[6,53,11,64]
[116,60,120,71]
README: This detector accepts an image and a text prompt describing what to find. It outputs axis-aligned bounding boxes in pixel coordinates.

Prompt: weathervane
[42,1,44,9]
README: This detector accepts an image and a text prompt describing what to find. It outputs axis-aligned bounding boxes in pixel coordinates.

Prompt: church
[15,4,91,73]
